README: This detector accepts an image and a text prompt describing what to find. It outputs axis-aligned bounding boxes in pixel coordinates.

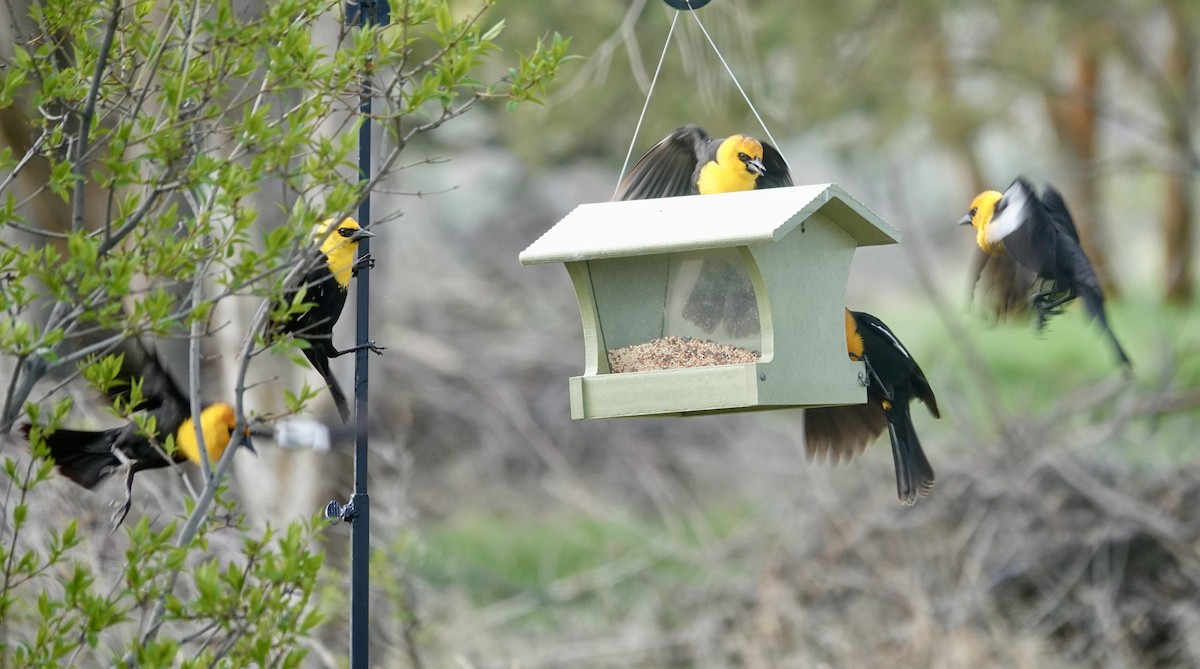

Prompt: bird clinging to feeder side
[959,177,1132,371]
[805,310,940,505]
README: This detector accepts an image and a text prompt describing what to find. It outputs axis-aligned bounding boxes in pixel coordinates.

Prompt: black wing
[613,125,712,201]
[968,249,1036,322]
[1039,184,1081,244]
[757,142,793,189]
[854,311,939,417]
[281,264,347,345]
[68,328,191,419]
[804,402,888,464]
[991,177,1055,279]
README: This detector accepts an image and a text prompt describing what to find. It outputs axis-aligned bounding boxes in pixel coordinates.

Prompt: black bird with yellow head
[614,124,792,200]
[959,177,1131,370]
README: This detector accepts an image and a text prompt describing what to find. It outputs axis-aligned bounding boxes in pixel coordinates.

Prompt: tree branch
[71,0,123,233]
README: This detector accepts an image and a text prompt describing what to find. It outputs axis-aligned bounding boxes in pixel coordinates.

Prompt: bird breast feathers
[983,181,1032,249]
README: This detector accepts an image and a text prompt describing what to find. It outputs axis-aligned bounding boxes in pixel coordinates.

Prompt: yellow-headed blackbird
[614,124,792,200]
[20,340,244,527]
[613,126,792,334]
[959,177,1131,369]
[278,217,379,422]
[805,310,939,505]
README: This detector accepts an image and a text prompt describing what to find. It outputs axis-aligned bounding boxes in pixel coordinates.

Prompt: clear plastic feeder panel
[664,249,760,351]
[593,248,764,375]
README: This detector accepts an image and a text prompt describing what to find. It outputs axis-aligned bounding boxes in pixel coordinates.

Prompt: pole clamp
[325,499,359,524]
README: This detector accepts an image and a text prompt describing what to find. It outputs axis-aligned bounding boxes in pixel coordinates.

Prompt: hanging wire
[682,2,788,165]
[613,10,680,197]
[615,0,789,197]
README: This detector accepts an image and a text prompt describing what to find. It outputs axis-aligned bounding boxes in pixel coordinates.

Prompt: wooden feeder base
[568,361,867,419]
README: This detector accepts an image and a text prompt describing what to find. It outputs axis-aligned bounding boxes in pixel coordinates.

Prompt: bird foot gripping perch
[329,340,386,358]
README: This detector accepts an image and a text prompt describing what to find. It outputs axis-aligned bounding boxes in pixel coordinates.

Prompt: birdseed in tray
[607,336,760,373]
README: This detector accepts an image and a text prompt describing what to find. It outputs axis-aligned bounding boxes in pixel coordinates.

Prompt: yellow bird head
[314,217,374,288]
[717,135,766,178]
[697,135,767,194]
[959,190,1003,231]
[177,403,238,465]
[959,189,1005,253]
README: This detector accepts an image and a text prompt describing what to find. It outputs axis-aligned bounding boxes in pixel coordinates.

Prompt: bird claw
[110,498,132,531]
[355,254,376,271]
[331,340,387,358]
[1030,292,1068,332]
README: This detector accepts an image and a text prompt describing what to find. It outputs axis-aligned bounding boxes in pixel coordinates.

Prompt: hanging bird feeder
[519,183,900,419]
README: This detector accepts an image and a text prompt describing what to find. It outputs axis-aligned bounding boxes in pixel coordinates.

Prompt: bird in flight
[960,177,1131,370]
[21,338,247,527]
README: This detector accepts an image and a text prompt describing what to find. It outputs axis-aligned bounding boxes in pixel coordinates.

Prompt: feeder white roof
[520,183,900,265]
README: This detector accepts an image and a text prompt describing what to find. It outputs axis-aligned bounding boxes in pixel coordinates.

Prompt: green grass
[875,293,1200,408]
[388,503,755,627]
[855,292,1200,470]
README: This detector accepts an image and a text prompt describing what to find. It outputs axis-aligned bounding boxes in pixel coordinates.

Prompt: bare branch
[71,0,123,233]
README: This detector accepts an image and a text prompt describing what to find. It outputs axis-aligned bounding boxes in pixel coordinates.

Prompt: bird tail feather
[886,409,935,505]
[22,424,122,489]
[1080,287,1132,371]
[304,347,351,423]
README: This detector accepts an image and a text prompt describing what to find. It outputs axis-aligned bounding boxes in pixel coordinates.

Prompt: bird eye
[338,228,354,237]
[738,152,750,162]
[969,207,977,218]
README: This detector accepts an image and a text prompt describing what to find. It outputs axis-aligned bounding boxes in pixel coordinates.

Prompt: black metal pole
[330,0,387,666]
[348,47,372,669]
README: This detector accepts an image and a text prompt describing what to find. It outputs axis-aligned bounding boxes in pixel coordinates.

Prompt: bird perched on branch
[805,310,939,505]
[277,217,382,422]
[613,124,792,200]
[959,177,1131,370]
[20,339,247,527]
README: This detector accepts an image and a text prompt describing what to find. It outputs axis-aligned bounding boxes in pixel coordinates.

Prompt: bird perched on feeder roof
[20,338,248,527]
[613,125,792,337]
[959,177,1131,370]
[613,124,793,200]
[805,310,940,505]
[277,216,382,423]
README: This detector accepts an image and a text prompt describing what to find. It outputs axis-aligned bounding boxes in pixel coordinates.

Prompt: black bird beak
[353,229,375,240]
[957,214,973,226]
[242,426,272,455]
[745,157,766,177]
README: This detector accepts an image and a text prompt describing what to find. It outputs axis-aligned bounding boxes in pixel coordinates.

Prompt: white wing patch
[985,180,1032,245]
[866,320,911,360]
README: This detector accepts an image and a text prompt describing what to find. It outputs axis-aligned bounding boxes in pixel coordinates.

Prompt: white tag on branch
[274,418,332,452]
